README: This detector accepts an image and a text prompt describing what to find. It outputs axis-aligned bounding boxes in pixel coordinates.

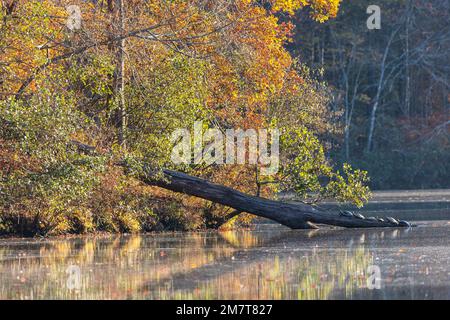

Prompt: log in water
[142,169,408,229]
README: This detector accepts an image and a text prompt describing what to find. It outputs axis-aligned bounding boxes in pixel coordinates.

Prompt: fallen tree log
[141,169,410,229]
[71,141,409,229]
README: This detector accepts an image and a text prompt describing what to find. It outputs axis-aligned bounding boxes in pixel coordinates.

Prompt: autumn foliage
[0,0,371,237]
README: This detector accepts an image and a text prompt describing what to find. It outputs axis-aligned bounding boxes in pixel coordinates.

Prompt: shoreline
[2,189,450,240]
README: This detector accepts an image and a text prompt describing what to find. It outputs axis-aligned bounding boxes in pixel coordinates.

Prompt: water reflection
[0,222,449,299]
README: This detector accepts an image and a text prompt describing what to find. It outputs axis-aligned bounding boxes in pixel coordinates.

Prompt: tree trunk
[71,140,408,230]
[366,29,398,152]
[141,169,405,229]
[404,0,411,119]
[116,0,127,148]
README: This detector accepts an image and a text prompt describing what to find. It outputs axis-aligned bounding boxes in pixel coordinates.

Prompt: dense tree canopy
[0,0,375,236]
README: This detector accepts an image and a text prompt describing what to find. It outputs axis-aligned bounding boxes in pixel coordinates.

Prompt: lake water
[1,221,449,300]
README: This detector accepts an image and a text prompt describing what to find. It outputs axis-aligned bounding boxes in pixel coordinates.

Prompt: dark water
[1,221,450,300]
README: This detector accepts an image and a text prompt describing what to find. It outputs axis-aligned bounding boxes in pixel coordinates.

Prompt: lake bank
[2,189,449,239]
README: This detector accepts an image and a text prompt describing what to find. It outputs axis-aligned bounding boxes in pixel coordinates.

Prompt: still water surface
[1,221,449,299]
